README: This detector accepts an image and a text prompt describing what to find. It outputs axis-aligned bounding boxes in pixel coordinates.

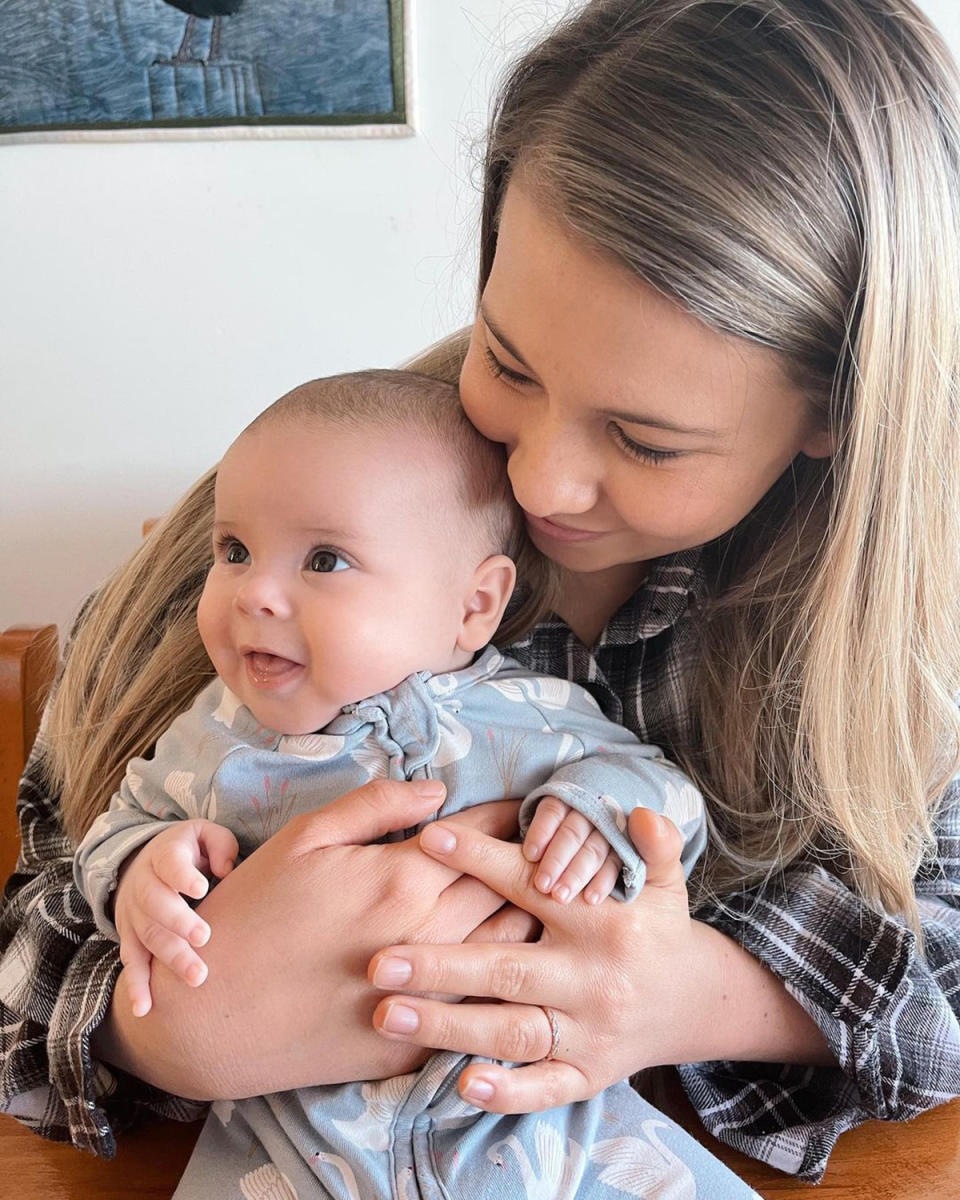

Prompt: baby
[75,371,758,1200]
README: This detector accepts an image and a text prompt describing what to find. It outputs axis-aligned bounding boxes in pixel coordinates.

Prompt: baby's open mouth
[244,651,302,686]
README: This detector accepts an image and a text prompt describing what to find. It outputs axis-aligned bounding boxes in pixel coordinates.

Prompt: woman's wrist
[91,966,221,1100]
[666,920,835,1068]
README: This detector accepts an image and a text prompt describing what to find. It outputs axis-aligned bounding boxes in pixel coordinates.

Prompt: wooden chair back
[2,523,156,882]
[0,626,59,883]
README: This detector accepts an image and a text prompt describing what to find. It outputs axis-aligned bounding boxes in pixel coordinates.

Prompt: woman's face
[459,182,832,577]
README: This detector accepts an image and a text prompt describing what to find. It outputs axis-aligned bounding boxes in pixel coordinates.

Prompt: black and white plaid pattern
[2,550,958,1180]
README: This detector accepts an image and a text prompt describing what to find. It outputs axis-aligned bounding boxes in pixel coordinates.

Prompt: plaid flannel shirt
[2,548,959,1180]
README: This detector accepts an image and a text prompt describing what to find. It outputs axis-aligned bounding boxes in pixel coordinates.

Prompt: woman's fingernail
[413,779,446,799]
[382,1003,420,1034]
[421,824,456,854]
[372,956,412,987]
[462,1077,496,1102]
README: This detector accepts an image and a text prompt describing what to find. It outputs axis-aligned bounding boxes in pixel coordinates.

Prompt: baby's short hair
[244,369,521,559]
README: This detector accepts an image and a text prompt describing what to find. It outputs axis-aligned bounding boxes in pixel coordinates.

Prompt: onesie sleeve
[507,676,707,900]
[678,776,960,1182]
[73,680,234,940]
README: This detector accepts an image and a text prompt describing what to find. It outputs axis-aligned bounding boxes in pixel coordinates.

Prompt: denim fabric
[0,0,398,129]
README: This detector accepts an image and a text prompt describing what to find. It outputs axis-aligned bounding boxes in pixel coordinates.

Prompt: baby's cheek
[196,582,229,668]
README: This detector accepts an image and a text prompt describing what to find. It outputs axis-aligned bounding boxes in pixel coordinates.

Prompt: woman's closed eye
[482,338,682,466]
[308,548,351,574]
[609,424,682,466]
[483,346,532,387]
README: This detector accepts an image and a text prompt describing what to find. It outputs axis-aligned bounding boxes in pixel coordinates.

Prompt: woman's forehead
[485,181,805,435]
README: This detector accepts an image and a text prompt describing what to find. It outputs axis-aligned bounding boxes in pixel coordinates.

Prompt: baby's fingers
[118,934,154,1018]
[152,837,212,901]
[534,808,595,899]
[137,869,211,949]
[197,821,239,879]
[584,851,621,906]
[550,828,615,903]
[131,913,209,988]
[523,797,570,864]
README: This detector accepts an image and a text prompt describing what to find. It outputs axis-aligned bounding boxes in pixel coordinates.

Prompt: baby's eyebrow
[211,521,371,544]
[300,525,371,544]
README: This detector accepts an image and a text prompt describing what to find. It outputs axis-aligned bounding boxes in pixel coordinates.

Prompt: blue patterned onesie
[76,646,759,1199]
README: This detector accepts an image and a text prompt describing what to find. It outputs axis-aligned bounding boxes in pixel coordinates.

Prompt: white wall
[2,0,958,636]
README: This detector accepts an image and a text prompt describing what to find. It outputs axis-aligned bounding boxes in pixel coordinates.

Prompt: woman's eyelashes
[482,345,532,386]
[483,345,681,467]
[482,338,682,466]
[609,424,682,466]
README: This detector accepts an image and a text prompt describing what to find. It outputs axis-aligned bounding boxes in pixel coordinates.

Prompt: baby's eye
[308,549,350,573]
[215,535,249,564]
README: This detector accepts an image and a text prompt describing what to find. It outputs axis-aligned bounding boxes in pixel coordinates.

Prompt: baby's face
[197,418,483,734]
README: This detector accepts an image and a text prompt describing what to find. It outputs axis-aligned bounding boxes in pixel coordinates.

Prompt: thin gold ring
[540,1004,561,1061]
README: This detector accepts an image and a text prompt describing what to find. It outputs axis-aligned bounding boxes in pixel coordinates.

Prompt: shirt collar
[596,546,707,647]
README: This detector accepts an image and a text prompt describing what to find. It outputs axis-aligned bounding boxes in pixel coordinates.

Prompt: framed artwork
[0,0,412,142]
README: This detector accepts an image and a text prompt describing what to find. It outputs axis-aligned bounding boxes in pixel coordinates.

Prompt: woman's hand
[94,781,523,1102]
[367,808,832,1114]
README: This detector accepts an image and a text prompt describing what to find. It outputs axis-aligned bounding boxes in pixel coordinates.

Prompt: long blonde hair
[479,0,960,920]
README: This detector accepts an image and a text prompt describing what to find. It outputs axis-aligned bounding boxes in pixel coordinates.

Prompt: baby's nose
[235,572,293,619]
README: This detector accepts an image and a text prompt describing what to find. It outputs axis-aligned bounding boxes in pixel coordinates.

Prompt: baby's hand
[522,797,621,904]
[113,819,239,1017]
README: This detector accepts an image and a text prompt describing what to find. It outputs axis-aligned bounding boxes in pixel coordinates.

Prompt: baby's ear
[457,554,517,653]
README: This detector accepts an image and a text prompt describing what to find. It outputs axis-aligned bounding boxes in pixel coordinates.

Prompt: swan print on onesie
[76,648,759,1199]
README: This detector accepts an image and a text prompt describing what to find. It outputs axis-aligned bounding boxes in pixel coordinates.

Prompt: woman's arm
[365,803,959,1181]
[679,781,960,1182]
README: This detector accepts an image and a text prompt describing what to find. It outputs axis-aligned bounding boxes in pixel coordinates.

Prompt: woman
[3,0,959,1184]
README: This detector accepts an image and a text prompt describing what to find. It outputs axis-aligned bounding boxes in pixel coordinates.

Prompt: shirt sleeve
[1,733,207,1155]
[678,777,960,1182]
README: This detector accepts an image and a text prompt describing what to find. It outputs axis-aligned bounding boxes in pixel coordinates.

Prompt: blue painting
[0,0,408,137]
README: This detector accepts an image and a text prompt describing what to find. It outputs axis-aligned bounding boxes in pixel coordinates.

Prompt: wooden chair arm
[0,625,59,883]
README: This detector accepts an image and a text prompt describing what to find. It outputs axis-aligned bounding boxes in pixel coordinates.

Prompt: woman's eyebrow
[479,304,534,370]
[601,407,723,438]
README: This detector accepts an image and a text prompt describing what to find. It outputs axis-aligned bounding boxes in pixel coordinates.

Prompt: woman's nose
[234,571,293,619]
[506,427,599,518]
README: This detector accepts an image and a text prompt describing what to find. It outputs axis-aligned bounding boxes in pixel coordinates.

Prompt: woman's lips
[524,512,608,543]
[244,651,303,688]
